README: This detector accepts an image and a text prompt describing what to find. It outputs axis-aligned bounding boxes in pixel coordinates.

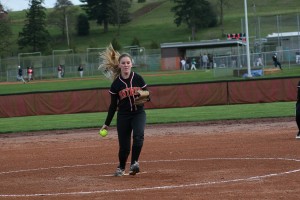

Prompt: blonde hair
[99,44,134,80]
[98,44,121,80]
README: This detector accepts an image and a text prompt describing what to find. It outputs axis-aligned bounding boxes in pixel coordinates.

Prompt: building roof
[267,32,300,38]
[160,40,246,49]
[0,4,8,19]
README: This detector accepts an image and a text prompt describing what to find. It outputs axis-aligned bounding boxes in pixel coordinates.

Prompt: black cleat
[129,161,140,175]
[296,132,300,139]
[114,167,125,177]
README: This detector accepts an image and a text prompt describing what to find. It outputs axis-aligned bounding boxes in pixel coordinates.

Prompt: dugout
[160,40,246,70]
[265,32,300,63]
[266,32,300,51]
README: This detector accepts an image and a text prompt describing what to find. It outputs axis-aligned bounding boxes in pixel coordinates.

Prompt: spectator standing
[256,56,264,67]
[231,55,237,68]
[202,54,209,70]
[296,52,300,64]
[190,58,197,70]
[272,53,283,70]
[17,66,26,84]
[27,66,33,81]
[78,64,84,78]
[185,58,190,70]
[208,54,214,68]
[180,57,186,70]
[198,54,203,69]
[57,64,63,78]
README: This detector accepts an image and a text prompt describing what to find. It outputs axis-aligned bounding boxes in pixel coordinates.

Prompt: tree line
[0,0,228,58]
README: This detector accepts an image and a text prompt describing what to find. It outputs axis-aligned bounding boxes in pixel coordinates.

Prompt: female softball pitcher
[99,45,150,176]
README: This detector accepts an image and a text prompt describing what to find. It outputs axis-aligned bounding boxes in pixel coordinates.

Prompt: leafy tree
[111,37,122,51]
[48,0,80,40]
[109,0,131,35]
[149,40,159,49]
[76,13,90,36]
[170,0,217,40]
[131,37,140,47]
[216,0,230,36]
[80,0,131,33]
[0,4,13,57]
[18,0,50,52]
[80,0,111,33]
[217,0,228,26]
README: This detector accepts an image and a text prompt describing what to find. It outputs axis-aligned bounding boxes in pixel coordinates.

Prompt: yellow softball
[99,129,108,137]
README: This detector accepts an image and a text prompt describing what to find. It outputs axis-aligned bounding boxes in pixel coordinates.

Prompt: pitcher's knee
[119,146,130,155]
[133,135,144,147]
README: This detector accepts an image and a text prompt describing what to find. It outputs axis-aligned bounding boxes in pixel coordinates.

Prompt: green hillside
[6,0,300,55]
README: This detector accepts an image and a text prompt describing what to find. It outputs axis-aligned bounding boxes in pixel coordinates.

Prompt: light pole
[65,15,70,47]
[244,0,252,78]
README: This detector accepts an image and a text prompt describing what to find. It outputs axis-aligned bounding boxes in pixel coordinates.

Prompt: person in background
[185,57,190,70]
[256,55,264,67]
[78,64,84,78]
[17,65,26,84]
[190,58,197,70]
[198,54,203,69]
[208,54,214,68]
[27,66,33,81]
[272,53,283,70]
[231,55,237,68]
[296,52,300,64]
[180,57,186,70]
[202,54,208,70]
[57,64,63,78]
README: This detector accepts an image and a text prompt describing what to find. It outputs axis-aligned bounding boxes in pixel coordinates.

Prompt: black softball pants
[296,102,300,133]
[117,110,146,170]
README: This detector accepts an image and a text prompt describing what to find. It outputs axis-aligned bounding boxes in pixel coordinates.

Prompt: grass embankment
[7,0,300,52]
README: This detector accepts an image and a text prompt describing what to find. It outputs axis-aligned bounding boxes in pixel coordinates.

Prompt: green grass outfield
[0,102,296,133]
[2,67,300,95]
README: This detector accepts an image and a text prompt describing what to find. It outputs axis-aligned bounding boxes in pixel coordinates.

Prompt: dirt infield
[1,117,300,200]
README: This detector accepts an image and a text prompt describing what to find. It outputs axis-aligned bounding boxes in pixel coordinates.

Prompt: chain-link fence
[212,48,300,78]
[0,48,161,82]
[2,14,300,82]
[2,47,300,82]
[243,13,300,53]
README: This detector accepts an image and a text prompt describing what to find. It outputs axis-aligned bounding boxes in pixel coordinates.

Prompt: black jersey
[110,72,147,112]
[18,68,23,76]
[297,81,300,101]
[105,72,147,126]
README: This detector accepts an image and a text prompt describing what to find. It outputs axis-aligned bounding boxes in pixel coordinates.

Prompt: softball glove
[134,90,150,105]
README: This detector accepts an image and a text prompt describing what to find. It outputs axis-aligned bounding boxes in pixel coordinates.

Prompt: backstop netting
[126,47,147,71]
